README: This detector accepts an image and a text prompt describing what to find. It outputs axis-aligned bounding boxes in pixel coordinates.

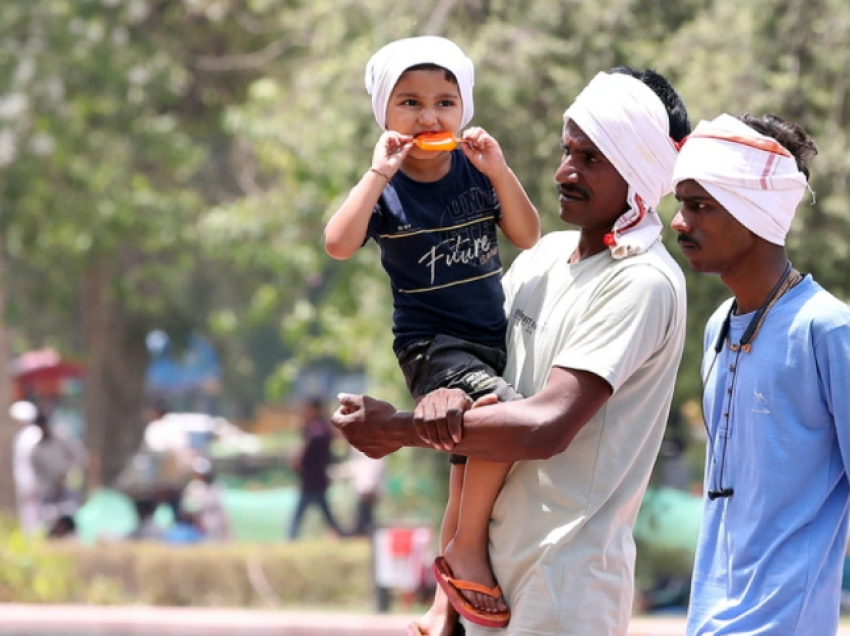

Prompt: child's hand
[460,127,508,178]
[372,131,414,178]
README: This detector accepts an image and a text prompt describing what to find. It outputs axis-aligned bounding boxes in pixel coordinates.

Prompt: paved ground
[0,605,685,635]
[0,605,848,636]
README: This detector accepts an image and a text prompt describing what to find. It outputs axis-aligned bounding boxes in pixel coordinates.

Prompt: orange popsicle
[413,131,462,151]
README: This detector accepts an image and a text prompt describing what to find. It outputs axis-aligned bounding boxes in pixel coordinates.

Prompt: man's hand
[331,393,405,459]
[413,388,473,451]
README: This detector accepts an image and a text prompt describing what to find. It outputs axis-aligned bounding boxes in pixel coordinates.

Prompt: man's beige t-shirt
[465,231,686,636]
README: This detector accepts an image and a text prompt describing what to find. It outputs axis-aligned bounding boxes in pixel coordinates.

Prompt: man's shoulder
[538,229,579,246]
[795,278,850,330]
[617,241,686,290]
[638,240,684,271]
[803,279,850,312]
[503,231,574,277]
[524,230,578,258]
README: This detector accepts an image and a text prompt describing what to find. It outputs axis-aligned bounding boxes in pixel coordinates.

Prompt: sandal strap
[444,574,503,599]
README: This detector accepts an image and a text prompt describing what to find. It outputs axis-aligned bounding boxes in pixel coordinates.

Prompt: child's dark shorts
[397,334,522,465]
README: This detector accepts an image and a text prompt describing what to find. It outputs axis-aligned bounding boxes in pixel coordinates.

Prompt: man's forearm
[440,398,567,462]
[333,367,609,462]
[347,400,548,462]
[410,369,611,462]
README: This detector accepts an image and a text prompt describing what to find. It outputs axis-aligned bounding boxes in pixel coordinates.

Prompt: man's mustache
[558,184,589,200]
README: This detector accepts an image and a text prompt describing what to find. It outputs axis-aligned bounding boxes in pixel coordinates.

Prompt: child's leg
[443,458,512,613]
[441,461,465,552]
[400,336,517,629]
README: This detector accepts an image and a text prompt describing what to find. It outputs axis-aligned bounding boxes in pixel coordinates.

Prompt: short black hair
[401,63,458,86]
[739,113,817,180]
[609,66,691,142]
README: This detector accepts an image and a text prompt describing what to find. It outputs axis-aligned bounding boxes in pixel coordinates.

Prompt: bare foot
[444,538,508,614]
[414,592,459,636]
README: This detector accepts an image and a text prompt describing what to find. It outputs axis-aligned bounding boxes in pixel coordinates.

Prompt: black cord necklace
[702,262,804,500]
[713,262,801,355]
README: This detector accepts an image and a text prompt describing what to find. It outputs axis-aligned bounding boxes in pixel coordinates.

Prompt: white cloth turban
[671,114,808,246]
[365,36,475,131]
[565,72,679,259]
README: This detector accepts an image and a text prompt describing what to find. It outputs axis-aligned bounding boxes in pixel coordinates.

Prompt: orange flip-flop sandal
[432,556,510,629]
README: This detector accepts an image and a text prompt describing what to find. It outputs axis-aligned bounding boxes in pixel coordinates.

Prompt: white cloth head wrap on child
[365,36,475,131]
[671,114,809,246]
[564,71,680,259]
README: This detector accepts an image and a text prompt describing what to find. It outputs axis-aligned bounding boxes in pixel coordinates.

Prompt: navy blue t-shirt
[366,151,508,354]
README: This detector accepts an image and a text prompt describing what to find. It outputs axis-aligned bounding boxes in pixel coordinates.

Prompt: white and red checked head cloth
[672,114,809,246]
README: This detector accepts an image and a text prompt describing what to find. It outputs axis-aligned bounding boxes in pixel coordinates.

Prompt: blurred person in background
[162,509,204,544]
[30,409,87,528]
[127,498,166,541]
[181,456,231,541]
[288,396,346,540]
[140,400,184,519]
[338,446,387,537]
[9,400,43,535]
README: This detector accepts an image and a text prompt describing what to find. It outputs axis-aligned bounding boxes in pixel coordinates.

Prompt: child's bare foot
[413,593,459,636]
[443,538,508,614]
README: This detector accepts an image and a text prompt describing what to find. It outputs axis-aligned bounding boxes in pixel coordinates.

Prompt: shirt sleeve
[815,319,850,473]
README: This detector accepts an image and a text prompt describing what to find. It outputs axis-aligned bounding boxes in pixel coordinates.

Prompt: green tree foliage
[0,0,278,483]
[656,0,850,407]
[1,0,848,494]
[209,0,711,401]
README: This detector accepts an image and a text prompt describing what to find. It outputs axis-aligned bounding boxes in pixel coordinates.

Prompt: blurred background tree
[0,0,847,518]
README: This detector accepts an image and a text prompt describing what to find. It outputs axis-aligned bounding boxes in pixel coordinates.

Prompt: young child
[325,36,540,630]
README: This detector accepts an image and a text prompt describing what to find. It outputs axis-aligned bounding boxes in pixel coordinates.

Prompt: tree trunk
[0,239,15,514]
[81,264,151,488]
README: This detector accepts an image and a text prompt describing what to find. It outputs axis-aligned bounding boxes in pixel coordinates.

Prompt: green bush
[48,537,374,608]
[0,514,377,608]
[0,517,77,602]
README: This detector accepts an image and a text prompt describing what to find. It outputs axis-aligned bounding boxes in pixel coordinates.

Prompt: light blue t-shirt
[688,276,850,635]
